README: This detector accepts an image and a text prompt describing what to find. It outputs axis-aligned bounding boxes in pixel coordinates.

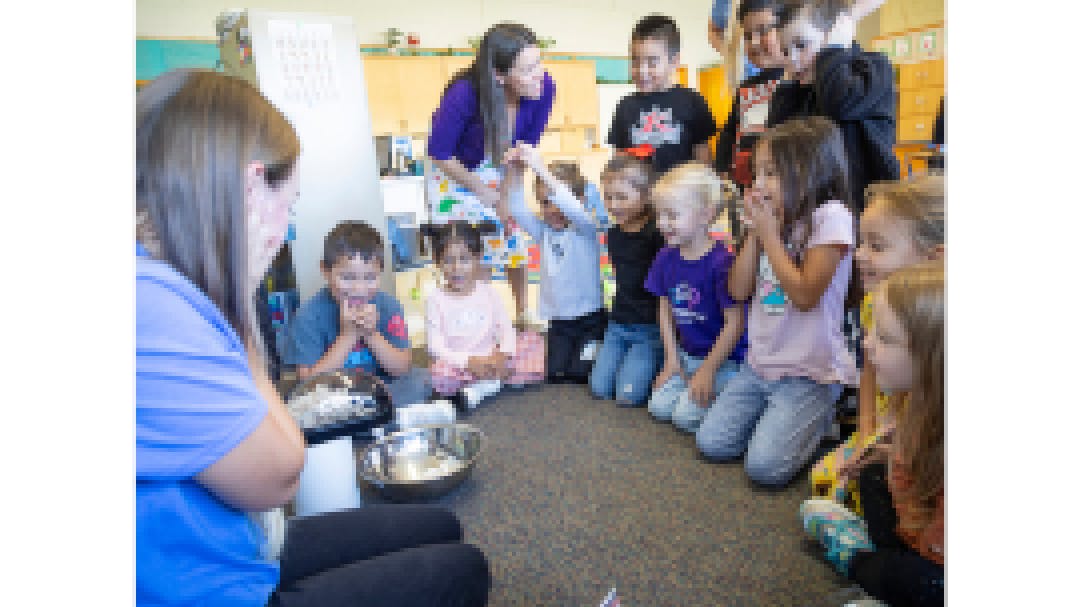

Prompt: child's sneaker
[799,498,874,577]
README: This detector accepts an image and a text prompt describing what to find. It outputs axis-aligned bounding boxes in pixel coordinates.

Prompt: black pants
[546,309,607,384]
[268,505,489,607]
[850,464,944,607]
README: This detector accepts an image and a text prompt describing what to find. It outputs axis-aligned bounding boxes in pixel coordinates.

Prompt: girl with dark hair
[423,220,546,407]
[136,69,489,607]
[426,22,555,326]
[695,116,857,488]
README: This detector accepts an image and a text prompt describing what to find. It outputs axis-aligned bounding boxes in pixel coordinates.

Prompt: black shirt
[608,221,665,326]
[607,86,717,175]
[766,44,899,213]
[714,67,785,186]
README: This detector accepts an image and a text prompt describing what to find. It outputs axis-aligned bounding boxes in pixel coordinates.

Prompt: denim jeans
[588,322,663,406]
[696,364,844,487]
[648,349,741,432]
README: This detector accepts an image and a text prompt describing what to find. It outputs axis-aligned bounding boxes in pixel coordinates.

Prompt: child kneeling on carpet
[424,221,545,407]
[283,220,431,407]
[505,143,607,384]
[801,261,945,607]
[696,116,857,487]
[645,163,748,432]
[810,174,945,514]
[589,153,666,407]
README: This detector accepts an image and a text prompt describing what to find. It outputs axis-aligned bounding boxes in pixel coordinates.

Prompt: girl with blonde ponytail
[643,162,749,432]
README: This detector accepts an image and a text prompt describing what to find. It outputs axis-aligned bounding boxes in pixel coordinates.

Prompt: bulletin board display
[871,23,945,65]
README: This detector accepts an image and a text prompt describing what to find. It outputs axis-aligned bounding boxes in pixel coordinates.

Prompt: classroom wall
[857,0,945,45]
[136,0,722,81]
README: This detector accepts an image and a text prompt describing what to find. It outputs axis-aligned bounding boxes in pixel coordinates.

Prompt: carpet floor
[359,382,860,607]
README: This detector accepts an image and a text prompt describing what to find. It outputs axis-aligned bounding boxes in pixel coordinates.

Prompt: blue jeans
[695,364,844,487]
[648,350,741,432]
[588,322,663,406]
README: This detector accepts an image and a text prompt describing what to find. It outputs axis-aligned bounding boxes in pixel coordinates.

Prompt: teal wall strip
[136,39,631,84]
[136,39,219,81]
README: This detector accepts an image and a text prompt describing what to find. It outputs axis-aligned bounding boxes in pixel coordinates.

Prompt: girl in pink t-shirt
[696,116,857,487]
[423,221,545,407]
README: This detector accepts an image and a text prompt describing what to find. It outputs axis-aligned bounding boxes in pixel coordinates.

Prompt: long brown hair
[450,23,538,163]
[756,116,851,254]
[881,261,945,536]
[136,69,300,340]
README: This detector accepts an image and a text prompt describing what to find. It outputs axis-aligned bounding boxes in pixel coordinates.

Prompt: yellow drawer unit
[899,86,943,117]
[897,58,945,91]
[898,114,935,142]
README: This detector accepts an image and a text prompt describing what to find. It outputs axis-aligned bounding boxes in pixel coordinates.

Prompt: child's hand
[340,301,376,339]
[688,367,717,408]
[743,188,780,238]
[653,362,681,393]
[467,355,494,379]
[489,350,511,380]
[516,143,544,173]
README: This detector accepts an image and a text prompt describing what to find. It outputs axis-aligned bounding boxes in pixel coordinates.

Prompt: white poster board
[245,10,390,300]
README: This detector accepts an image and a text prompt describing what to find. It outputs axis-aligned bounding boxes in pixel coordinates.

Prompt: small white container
[293,436,362,517]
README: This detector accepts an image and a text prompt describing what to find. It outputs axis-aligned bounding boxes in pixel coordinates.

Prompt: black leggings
[268,505,489,607]
[850,464,944,607]
[546,309,607,383]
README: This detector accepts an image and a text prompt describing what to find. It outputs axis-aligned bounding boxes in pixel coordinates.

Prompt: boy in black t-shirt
[608,14,717,176]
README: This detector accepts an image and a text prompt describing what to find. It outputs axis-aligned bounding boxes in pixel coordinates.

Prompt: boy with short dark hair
[283,220,431,406]
[608,14,717,176]
[767,0,899,212]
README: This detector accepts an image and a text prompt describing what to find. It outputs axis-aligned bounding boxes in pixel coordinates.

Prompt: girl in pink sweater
[423,221,545,405]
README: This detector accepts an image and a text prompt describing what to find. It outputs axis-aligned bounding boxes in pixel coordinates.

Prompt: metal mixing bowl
[359,423,485,502]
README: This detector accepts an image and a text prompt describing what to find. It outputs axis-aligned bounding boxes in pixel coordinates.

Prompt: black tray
[286,369,394,445]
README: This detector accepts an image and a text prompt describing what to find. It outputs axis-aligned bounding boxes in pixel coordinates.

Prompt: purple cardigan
[428,71,556,170]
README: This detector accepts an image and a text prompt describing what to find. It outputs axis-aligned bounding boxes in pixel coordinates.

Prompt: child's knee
[588,366,614,399]
[671,402,706,433]
[744,443,799,488]
[615,374,651,405]
[695,422,744,461]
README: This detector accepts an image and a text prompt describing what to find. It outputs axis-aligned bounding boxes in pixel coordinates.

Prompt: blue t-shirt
[644,242,748,361]
[282,287,410,377]
[136,244,278,607]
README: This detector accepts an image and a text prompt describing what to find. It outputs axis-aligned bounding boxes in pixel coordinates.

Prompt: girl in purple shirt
[426,22,555,324]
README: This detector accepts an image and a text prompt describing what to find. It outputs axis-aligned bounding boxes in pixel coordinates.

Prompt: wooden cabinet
[898,115,933,143]
[363,55,601,139]
[895,58,945,143]
[544,59,599,128]
[898,58,944,91]
[899,86,943,117]
[362,56,404,136]
[363,55,465,136]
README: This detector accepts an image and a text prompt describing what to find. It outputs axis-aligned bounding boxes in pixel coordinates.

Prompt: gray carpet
[360,383,858,607]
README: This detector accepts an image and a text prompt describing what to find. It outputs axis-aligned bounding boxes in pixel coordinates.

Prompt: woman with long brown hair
[136,69,489,607]
[426,22,555,326]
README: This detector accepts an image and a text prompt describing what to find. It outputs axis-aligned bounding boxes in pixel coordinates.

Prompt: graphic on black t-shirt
[632,106,683,147]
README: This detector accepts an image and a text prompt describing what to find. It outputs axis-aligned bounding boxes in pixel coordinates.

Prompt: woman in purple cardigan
[426,22,555,325]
